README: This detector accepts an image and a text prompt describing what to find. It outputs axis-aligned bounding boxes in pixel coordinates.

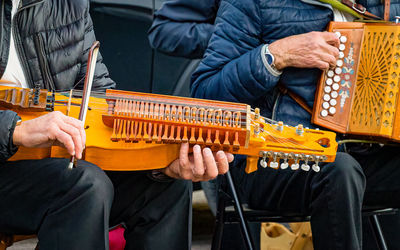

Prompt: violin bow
[68,41,100,169]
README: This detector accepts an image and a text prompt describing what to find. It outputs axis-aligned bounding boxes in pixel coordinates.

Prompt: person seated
[191,0,400,249]
[0,0,233,249]
[148,0,219,59]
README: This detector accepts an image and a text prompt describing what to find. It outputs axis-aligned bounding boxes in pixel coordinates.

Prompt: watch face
[266,53,274,65]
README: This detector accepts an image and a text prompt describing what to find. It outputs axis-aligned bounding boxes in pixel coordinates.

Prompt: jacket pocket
[33,33,55,91]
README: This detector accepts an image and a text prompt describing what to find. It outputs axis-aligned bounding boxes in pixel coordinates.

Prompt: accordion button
[339,44,346,51]
[332,83,340,91]
[321,110,328,117]
[333,75,341,83]
[324,86,331,93]
[323,94,331,101]
[335,67,342,74]
[330,99,337,106]
[326,78,333,85]
[340,36,347,43]
[331,91,339,98]
[336,60,343,67]
[329,107,336,115]
[327,70,334,78]
[335,31,341,38]
[339,52,344,58]
[323,102,330,109]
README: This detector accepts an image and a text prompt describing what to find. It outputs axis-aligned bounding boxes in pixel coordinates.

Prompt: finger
[179,142,193,179]
[62,116,86,148]
[322,32,340,48]
[215,151,229,175]
[317,61,330,70]
[325,54,337,68]
[192,145,205,178]
[203,147,218,180]
[54,129,75,156]
[59,122,83,159]
[226,153,234,163]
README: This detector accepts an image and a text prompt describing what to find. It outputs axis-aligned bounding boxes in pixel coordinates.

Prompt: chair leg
[211,194,226,250]
[226,171,254,250]
[369,214,388,250]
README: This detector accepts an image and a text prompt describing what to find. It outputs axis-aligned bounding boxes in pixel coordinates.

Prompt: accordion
[312,21,400,142]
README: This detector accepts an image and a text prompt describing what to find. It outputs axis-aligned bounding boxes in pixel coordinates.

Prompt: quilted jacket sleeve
[0,110,20,163]
[148,0,218,59]
[77,7,115,92]
[191,0,280,103]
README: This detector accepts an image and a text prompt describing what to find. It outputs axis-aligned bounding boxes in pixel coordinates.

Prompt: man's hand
[269,31,340,71]
[12,111,86,159]
[161,143,234,182]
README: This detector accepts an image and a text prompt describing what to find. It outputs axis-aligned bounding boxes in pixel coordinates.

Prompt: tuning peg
[269,152,279,169]
[276,121,284,132]
[259,151,267,168]
[296,124,304,136]
[312,155,321,172]
[254,108,260,119]
[280,153,289,169]
[291,154,300,170]
[301,155,311,171]
[260,158,268,168]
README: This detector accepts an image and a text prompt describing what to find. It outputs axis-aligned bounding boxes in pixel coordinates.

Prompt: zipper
[33,33,55,91]
[12,0,45,88]
[0,0,5,68]
[271,92,281,121]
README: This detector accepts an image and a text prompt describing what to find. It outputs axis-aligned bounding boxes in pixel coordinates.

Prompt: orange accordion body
[313,21,400,142]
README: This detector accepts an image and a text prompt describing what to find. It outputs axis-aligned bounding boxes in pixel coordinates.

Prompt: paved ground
[9,191,215,250]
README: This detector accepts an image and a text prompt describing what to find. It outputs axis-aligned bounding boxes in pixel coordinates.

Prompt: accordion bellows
[313,22,400,142]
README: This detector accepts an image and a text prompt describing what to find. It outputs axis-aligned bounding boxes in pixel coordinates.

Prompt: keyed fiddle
[0,85,337,173]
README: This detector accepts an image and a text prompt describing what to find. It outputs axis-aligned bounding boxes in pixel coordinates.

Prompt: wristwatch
[262,44,282,76]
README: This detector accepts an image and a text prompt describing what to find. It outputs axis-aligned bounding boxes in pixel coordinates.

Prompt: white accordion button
[333,75,341,82]
[335,31,341,38]
[321,110,328,117]
[323,102,330,109]
[331,91,338,98]
[332,83,340,91]
[340,36,347,43]
[323,94,331,101]
[336,60,343,67]
[324,86,331,93]
[326,78,333,86]
[327,70,334,78]
[339,44,346,51]
[330,99,337,106]
[329,107,336,115]
[335,67,342,75]
[339,51,344,58]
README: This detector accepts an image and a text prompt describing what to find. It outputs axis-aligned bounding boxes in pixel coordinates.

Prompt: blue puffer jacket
[191,0,400,128]
[148,0,220,58]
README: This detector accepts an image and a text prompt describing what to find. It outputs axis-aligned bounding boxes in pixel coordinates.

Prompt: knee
[73,160,114,207]
[321,152,366,191]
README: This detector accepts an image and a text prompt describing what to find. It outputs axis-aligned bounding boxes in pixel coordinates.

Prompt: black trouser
[0,158,192,250]
[229,145,400,250]
[107,171,192,250]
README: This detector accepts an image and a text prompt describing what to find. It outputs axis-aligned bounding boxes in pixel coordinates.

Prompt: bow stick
[68,41,100,169]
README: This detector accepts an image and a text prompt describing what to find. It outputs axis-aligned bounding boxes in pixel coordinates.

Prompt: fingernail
[203,147,212,156]
[227,153,234,162]
[193,145,200,153]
